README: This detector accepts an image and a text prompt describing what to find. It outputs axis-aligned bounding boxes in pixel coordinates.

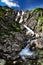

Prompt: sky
[0,0,43,10]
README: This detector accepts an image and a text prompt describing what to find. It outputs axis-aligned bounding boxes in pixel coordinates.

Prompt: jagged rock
[0,6,43,65]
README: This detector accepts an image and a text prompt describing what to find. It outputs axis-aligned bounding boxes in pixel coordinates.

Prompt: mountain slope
[0,6,43,65]
[0,6,43,34]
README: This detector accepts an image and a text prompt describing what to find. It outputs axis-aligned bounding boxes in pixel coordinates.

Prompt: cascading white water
[19,23,40,61]
[19,43,34,60]
[19,47,33,56]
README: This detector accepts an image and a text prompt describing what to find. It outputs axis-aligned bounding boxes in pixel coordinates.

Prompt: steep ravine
[0,6,43,65]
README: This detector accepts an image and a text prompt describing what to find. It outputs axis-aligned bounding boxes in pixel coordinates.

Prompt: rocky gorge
[0,6,43,65]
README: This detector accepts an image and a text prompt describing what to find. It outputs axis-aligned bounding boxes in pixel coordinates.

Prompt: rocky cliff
[0,6,43,33]
[0,6,43,65]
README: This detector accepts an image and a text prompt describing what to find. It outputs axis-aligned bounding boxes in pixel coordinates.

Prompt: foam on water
[19,46,33,60]
[19,47,33,56]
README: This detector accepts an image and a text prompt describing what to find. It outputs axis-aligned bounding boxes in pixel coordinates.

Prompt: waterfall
[19,43,34,60]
